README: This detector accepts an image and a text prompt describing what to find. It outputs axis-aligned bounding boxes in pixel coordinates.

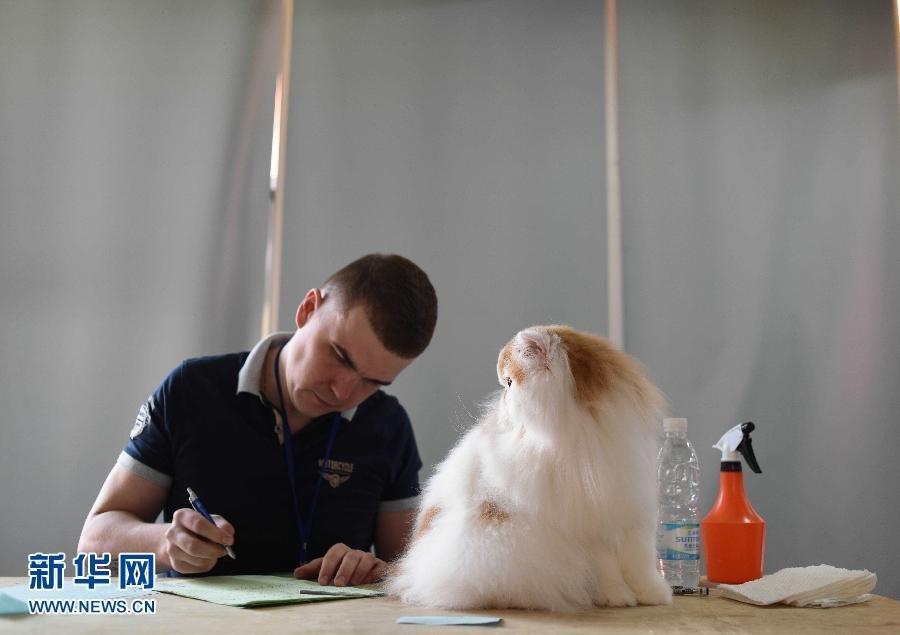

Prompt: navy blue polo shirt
[118,333,422,575]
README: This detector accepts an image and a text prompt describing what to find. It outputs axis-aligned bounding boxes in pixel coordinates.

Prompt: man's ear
[295,288,323,328]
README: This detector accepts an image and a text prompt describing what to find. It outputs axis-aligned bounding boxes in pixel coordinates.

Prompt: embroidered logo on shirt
[318,459,353,488]
[130,400,153,439]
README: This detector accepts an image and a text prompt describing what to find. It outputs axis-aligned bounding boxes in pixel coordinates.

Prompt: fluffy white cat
[387,325,672,611]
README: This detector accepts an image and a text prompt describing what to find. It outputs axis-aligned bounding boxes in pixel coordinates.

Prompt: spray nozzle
[714,421,762,473]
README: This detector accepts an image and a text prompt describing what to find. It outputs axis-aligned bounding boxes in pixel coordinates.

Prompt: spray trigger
[714,421,762,473]
[737,422,762,473]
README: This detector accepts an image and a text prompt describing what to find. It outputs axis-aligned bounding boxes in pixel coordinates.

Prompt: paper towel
[717,564,876,608]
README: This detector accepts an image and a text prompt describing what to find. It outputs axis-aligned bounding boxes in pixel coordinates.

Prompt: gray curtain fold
[619,0,899,598]
[0,0,278,575]
[281,0,609,471]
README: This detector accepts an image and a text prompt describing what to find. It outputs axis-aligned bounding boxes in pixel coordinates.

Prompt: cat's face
[496,325,622,419]
[496,327,568,424]
[497,328,559,390]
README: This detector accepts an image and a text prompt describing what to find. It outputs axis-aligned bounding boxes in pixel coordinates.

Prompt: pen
[186,487,237,559]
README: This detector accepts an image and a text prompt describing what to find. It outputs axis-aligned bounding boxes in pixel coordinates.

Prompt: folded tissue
[717,565,876,608]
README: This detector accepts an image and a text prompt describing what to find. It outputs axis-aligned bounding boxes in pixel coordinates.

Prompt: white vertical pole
[605,0,624,349]
[261,0,295,337]
[894,0,900,107]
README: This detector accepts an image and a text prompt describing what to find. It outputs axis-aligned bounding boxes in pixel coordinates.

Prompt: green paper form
[156,575,383,608]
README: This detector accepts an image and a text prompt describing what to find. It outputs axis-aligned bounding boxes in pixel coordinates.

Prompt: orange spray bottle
[700,422,765,584]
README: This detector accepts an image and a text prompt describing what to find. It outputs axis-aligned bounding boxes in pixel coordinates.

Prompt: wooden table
[1,578,898,633]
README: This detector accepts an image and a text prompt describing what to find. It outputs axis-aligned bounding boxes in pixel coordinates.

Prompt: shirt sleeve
[118,363,182,489]
[379,404,423,512]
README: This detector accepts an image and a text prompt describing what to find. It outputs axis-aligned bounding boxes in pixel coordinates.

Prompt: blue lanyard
[273,342,341,564]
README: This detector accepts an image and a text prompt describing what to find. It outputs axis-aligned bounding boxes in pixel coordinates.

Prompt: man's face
[282,293,414,421]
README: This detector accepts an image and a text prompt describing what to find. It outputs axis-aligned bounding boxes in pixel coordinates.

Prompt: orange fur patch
[414,506,441,540]
[479,500,510,524]
[498,344,526,385]
[546,325,653,410]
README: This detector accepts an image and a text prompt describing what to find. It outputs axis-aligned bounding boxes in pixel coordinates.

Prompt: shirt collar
[236,331,357,421]
[237,332,291,400]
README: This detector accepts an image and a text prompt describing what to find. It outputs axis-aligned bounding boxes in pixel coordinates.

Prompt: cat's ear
[516,329,550,361]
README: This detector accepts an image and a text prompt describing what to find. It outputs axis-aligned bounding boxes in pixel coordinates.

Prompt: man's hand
[293,543,386,586]
[165,508,235,574]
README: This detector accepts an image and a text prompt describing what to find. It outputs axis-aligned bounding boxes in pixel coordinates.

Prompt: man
[78,254,437,587]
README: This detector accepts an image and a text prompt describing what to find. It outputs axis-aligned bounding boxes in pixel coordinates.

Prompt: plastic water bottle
[656,417,701,588]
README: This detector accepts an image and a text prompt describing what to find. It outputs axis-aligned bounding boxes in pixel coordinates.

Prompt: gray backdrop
[618,0,899,594]
[0,0,278,576]
[1,0,897,599]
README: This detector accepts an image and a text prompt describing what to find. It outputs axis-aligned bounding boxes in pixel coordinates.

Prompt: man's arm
[374,508,415,561]
[78,464,234,573]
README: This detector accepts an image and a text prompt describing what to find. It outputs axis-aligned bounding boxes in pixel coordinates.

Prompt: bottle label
[657,522,700,561]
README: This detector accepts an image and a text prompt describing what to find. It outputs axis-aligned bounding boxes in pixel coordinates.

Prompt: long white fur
[387,327,672,611]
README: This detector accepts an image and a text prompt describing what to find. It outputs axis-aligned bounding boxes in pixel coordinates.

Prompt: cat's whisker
[456,394,479,423]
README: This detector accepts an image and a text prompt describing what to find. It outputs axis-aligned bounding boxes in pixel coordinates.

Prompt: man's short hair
[322,254,437,359]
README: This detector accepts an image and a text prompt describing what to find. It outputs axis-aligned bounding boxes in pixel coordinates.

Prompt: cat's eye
[505,377,512,387]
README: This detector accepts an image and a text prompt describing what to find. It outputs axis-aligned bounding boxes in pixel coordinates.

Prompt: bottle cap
[663,417,688,432]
